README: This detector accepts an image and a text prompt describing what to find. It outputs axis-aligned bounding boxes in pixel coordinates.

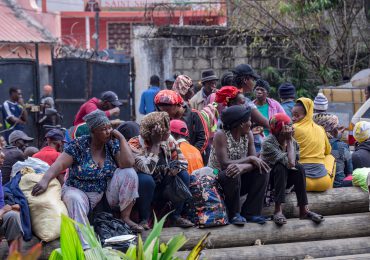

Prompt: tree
[227,0,370,85]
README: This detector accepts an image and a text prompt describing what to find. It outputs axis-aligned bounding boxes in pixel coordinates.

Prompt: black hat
[220,71,234,87]
[232,64,259,79]
[278,83,296,99]
[101,91,122,107]
[201,70,218,83]
[221,105,251,130]
[45,129,65,142]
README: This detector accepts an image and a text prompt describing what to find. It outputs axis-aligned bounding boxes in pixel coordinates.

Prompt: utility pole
[87,0,100,50]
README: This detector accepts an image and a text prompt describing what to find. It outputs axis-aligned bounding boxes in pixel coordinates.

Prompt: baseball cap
[9,130,34,144]
[170,120,189,137]
[101,91,122,107]
[45,129,65,142]
[232,64,260,79]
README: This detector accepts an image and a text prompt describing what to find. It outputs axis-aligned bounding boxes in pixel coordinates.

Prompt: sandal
[273,213,287,226]
[245,215,266,225]
[300,211,324,224]
[230,214,246,226]
[173,217,194,228]
[128,223,145,233]
[139,220,150,230]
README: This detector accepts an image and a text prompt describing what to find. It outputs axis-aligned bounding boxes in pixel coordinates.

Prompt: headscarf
[83,109,110,130]
[269,113,291,135]
[353,121,370,143]
[215,86,240,106]
[313,113,339,138]
[221,105,251,130]
[293,98,331,164]
[172,75,193,96]
[140,112,170,141]
[117,121,140,141]
[154,90,184,105]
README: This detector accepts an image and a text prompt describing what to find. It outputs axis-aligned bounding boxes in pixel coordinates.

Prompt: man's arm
[139,93,146,115]
[251,108,269,129]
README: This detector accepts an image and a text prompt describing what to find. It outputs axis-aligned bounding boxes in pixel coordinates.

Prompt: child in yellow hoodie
[292,98,335,191]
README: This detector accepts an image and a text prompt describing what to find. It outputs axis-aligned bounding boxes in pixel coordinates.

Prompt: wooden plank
[176,237,370,260]
[151,213,370,250]
[262,187,368,217]
[316,253,370,259]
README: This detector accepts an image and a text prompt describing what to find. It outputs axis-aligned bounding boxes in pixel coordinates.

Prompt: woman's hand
[226,164,244,178]
[247,156,271,173]
[168,168,181,176]
[282,125,294,141]
[31,178,49,196]
[150,125,163,145]
[111,129,124,140]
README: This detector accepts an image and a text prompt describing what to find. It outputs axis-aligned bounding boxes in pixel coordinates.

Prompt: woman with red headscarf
[260,113,324,226]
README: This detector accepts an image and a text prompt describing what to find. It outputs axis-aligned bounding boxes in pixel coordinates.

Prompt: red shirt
[73,98,111,126]
[32,146,61,167]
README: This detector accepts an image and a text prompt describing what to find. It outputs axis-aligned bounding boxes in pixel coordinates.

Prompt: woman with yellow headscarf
[292,98,335,191]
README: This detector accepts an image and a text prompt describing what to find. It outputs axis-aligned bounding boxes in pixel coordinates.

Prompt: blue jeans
[137,170,190,221]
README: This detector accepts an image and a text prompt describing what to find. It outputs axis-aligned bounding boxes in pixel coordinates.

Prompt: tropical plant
[49,214,209,260]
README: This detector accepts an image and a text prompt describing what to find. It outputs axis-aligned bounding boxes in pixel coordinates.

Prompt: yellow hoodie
[293,97,331,164]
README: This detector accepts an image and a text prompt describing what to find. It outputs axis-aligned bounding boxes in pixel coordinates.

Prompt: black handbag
[162,175,192,204]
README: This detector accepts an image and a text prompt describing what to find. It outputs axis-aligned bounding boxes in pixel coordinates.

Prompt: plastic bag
[19,173,67,242]
[352,168,370,192]
[11,157,49,179]
[162,175,192,204]
[93,212,133,252]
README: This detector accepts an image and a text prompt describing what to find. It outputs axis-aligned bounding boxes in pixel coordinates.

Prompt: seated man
[352,121,370,170]
[129,112,193,229]
[170,119,204,174]
[1,130,33,184]
[0,150,23,251]
[33,129,66,184]
[208,105,270,225]
[261,113,324,225]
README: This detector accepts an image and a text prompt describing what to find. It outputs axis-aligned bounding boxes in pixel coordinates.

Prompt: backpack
[184,167,228,228]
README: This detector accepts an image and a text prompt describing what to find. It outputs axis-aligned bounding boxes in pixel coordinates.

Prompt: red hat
[154,90,184,105]
[170,119,189,137]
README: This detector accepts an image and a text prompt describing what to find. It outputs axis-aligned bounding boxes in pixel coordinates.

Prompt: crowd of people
[1,63,370,251]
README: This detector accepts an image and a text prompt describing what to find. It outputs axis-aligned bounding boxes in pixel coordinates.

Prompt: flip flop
[300,211,324,224]
[273,213,287,226]
[128,223,145,233]
[245,215,266,225]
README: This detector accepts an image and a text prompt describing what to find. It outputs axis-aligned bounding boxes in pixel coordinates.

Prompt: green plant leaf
[152,236,160,260]
[160,234,188,260]
[125,245,137,259]
[143,212,171,251]
[60,214,85,260]
[49,248,63,260]
[137,235,144,260]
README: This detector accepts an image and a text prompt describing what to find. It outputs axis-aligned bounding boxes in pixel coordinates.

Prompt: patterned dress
[208,129,248,171]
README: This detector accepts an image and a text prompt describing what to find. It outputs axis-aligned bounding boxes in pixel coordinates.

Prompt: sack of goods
[19,173,68,242]
[353,168,370,192]
[185,167,228,228]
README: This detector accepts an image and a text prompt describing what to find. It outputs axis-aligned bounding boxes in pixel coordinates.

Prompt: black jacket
[352,140,370,170]
[181,105,207,153]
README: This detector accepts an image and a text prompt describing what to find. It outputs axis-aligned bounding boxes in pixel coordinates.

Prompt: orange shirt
[178,139,204,174]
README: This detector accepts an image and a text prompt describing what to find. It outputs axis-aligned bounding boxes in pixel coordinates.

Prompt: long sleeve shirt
[139,86,160,115]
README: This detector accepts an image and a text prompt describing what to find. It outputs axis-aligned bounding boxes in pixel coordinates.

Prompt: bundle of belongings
[184,167,228,228]
[5,157,67,242]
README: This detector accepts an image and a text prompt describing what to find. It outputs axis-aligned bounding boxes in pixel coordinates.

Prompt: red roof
[0,4,53,43]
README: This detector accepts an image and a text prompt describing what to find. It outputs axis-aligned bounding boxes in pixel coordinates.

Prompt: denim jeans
[136,170,190,221]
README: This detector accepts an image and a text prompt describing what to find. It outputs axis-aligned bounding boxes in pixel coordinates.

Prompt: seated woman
[352,121,370,170]
[292,98,335,192]
[314,113,353,187]
[32,110,140,249]
[261,113,324,225]
[128,112,193,229]
[208,105,270,225]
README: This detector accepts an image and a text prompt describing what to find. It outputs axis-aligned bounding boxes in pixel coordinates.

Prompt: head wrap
[313,93,328,111]
[172,75,193,96]
[215,86,240,106]
[117,121,140,141]
[154,90,184,105]
[313,113,339,138]
[269,113,292,135]
[353,121,370,143]
[255,79,270,92]
[83,109,110,130]
[140,112,170,141]
[221,105,251,130]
